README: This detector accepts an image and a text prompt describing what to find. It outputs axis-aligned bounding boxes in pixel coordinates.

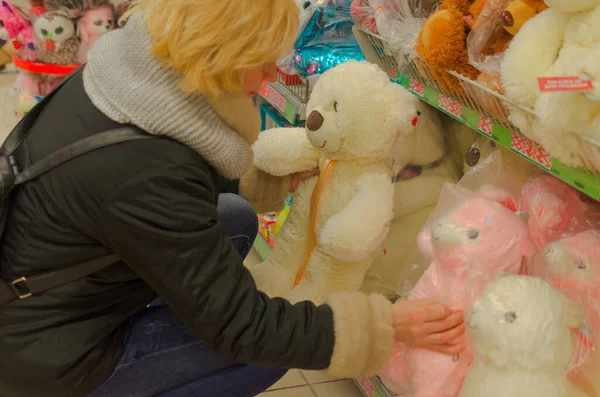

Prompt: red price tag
[538,77,594,92]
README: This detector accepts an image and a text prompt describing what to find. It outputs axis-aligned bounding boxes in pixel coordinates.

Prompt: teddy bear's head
[531,230,600,306]
[305,61,418,163]
[467,274,584,370]
[521,175,590,249]
[544,0,600,12]
[500,0,549,36]
[420,184,532,274]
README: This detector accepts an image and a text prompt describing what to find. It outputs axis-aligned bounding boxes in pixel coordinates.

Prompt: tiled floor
[0,65,366,396]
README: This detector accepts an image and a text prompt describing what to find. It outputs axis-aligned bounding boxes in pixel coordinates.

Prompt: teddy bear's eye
[504,311,517,324]
[334,101,339,112]
[41,29,48,36]
[490,141,497,148]
[94,19,102,26]
[303,1,311,9]
[55,27,64,35]
[467,229,479,240]
[577,260,587,270]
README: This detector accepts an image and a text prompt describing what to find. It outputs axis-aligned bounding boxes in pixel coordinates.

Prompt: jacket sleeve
[98,163,393,377]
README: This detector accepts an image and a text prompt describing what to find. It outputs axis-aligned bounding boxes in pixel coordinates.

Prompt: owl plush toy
[34,11,79,65]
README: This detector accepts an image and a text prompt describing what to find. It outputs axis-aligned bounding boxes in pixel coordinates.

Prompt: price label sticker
[538,77,594,92]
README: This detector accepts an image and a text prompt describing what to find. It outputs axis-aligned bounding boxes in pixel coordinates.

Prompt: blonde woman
[0,1,464,396]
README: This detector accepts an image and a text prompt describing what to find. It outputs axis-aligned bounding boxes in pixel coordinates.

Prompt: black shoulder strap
[0,67,155,307]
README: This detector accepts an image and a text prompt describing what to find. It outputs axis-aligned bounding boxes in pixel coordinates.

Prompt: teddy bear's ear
[479,185,519,212]
[562,295,585,329]
[384,83,419,135]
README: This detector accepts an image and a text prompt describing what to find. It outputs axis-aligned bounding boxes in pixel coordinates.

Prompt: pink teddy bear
[521,175,592,251]
[529,229,600,396]
[0,1,37,61]
[77,4,115,62]
[380,183,534,397]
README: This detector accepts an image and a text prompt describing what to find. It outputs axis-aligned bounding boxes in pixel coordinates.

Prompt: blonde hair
[124,0,299,99]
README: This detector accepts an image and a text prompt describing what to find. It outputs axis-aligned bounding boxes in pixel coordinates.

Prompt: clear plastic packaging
[278,0,365,77]
[350,0,437,60]
[460,273,590,397]
[466,0,513,78]
[520,174,599,250]
[380,182,533,396]
[528,229,600,396]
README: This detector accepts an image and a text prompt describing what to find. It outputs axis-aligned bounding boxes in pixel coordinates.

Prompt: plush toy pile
[378,155,600,397]
[352,0,599,171]
[1,0,127,116]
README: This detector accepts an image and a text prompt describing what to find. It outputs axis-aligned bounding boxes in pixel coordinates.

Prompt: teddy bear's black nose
[306,110,324,132]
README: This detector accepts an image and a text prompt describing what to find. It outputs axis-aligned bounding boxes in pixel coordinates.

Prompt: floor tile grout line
[299,370,320,397]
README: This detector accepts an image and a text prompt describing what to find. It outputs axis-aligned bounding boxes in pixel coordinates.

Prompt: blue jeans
[88,194,286,397]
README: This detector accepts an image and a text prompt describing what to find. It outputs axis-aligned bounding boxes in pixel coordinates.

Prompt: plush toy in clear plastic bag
[526,227,600,397]
[350,0,437,60]
[460,273,591,397]
[520,174,600,251]
[380,182,533,396]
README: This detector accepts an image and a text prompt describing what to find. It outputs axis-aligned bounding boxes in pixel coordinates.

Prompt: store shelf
[258,80,307,124]
[354,376,397,397]
[353,27,600,202]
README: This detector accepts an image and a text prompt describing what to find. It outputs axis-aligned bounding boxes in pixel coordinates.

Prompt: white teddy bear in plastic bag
[460,274,589,397]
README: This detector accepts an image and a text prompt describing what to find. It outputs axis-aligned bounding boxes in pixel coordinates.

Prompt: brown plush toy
[414,0,489,96]
[500,0,549,36]
[414,0,547,98]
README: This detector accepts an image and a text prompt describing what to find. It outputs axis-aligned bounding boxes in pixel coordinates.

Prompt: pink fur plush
[76,4,114,62]
[521,175,590,250]
[530,229,600,364]
[380,184,534,397]
[0,1,37,61]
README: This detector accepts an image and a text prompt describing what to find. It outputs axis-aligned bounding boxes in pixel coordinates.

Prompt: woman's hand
[290,168,320,192]
[393,297,465,355]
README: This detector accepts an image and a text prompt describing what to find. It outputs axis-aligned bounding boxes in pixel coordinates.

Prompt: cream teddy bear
[249,61,419,304]
[501,0,600,168]
[461,274,589,397]
[361,102,461,298]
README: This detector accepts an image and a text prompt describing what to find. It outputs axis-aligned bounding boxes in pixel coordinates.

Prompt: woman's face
[243,62,278,97]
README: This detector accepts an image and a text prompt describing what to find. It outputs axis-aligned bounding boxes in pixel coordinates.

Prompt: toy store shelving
[352,26,600,202]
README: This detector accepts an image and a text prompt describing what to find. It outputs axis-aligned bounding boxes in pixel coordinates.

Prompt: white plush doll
[249,61,419,304]
[360,102,461,298]
[501,0,600,168]
[460,274,589,397]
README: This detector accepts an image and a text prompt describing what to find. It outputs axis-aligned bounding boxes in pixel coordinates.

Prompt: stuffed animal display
[5,0,116,66]
[380,183,533,397]
[501,0,600,168]
[248,61,420,304]
[460,274,589,397]
[0,1,37,61]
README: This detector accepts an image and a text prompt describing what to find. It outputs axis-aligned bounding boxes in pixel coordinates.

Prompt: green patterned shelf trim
[396,75,600,201]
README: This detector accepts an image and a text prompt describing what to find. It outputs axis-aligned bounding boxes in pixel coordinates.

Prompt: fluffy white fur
[501,1,600,168]
[362,103,460,298]
[460,274,588,397]
[249,61,418,304]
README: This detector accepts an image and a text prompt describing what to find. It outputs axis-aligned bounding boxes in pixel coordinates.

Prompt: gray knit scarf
[83,13,253,179]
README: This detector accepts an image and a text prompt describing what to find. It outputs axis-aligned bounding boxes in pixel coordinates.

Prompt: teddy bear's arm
[320,172,395,263]
[252,127,321,177]
[501,8,568,108]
